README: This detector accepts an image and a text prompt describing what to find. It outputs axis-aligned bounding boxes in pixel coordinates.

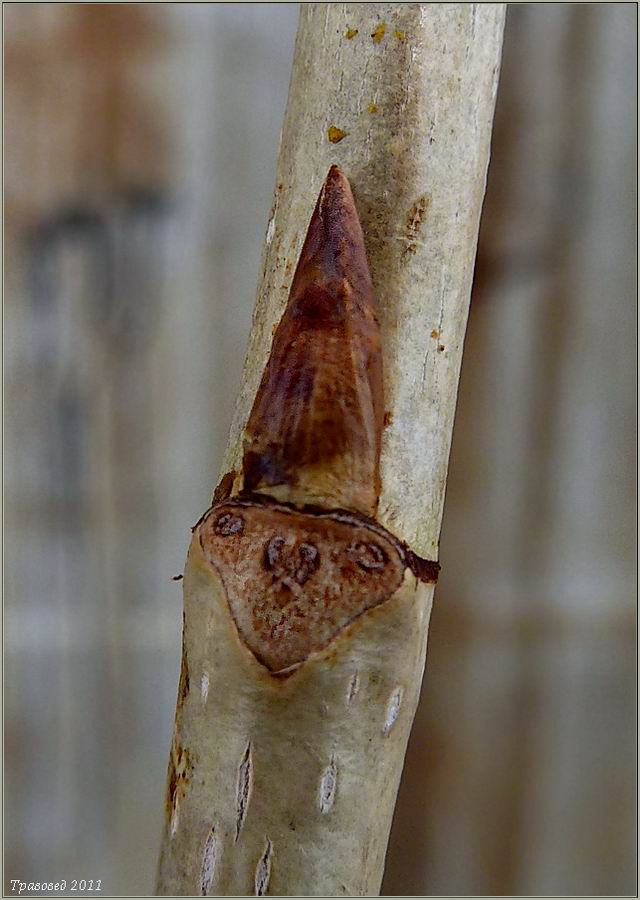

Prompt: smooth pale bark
[157,4,504,896]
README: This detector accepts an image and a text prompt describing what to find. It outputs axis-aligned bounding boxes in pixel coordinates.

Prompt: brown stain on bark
[178,614,190,706]
[404,195,431,257]
[327,126,347,143]
[166,738,193,820]
[166,759,177,819]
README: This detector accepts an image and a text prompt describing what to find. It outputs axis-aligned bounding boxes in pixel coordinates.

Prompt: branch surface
[157,5,505,896]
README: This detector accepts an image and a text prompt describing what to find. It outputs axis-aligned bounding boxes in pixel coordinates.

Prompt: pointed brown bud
[242,166,383,516]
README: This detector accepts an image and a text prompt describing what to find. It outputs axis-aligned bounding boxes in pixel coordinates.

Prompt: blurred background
[4,3,636,896]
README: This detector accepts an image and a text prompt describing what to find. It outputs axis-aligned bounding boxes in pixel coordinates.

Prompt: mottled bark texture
[157,4,504,896]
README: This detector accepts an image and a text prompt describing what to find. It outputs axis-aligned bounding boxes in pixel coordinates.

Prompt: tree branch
[157,4,504,896]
